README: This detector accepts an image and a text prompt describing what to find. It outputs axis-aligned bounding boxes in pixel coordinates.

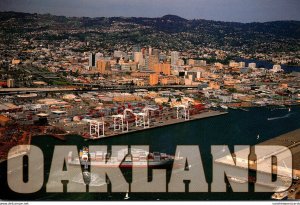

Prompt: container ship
[68,147,178,168]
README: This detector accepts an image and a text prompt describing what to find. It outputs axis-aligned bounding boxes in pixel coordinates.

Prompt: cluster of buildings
[0,87,206,145]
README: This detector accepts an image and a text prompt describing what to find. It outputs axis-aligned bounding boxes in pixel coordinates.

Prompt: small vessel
[257,134,260,140]
[267,113,293,121]
[124,190,130,200]
[211,102,217,108]
[220,105,228,110]
[239,108,249,112]
[288,108,291,112]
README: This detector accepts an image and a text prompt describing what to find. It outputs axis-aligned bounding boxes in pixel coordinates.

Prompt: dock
[253,129,300,176]
[254,129,300,199]
[88,110,228,140]
[215,128,300,199]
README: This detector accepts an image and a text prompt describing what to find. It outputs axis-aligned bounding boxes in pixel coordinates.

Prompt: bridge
[71,83,198,90]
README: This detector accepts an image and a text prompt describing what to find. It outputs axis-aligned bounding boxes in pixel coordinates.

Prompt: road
[0,85,199,95]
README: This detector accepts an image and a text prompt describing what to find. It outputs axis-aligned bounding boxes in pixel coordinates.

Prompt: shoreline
[0,110,228,164]
[86,110,228,140]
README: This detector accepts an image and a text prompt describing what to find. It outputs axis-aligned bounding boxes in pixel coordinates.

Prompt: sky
[0,0,300,23]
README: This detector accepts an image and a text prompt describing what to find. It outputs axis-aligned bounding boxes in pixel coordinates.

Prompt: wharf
[215,128,300,199]
[254,129,300,199]
[88,110,228,140]
[253,128,300,175]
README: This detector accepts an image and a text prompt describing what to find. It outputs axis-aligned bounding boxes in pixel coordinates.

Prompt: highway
[0,85,199,95]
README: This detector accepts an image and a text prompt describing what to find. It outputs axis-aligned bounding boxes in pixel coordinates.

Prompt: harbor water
[0,106,299,201]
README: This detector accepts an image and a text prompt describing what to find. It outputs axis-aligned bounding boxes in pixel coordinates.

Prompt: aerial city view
[0,0,299,203]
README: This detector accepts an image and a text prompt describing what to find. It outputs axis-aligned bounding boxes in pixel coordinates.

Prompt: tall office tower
[153,63,171,75]
[142,47,148,56]
[149,47,152,56]
[171,51,179,66]
[134,52,144,65]
[89,53,95,67]
[148,55,159,70]
[144,56,149,70]
[96,60,111,74]
[95,52,104,63]
[152,49,160,57]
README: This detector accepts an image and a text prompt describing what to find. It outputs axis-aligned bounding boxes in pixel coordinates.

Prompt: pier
[215,128,300,199]
[86,110,228,140]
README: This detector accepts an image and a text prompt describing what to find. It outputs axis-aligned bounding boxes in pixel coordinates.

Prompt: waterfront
[235,58,300,73]
[0,106,299,201]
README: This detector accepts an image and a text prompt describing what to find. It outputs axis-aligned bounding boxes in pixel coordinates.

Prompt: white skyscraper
[89,53,95,67]
[149,47,152,56]
[171,51,179,66]
[134,52,144,65]
[95,52,103,63]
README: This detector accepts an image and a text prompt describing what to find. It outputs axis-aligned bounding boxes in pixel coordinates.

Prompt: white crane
[89,118,105,138]
[174,104,190,120]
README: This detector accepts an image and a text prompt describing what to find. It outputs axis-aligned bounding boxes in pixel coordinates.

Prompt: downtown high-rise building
[171,51,179,66]
[95,52,104,63]
[148,54,159,70]
[89,53,96,67]
[89,52,104,68]
[133,52,144,65]
[147,48,160,70]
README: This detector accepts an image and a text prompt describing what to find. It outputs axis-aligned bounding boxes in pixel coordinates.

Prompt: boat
[267,113,294,121]
[124,190,130,200]
[239,108,249,112]
[220,105,228,110]
[68,147,177,168]
[211,103,217,108]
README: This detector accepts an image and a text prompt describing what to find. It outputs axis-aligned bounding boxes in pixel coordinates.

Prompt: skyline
[0,0,299,23]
